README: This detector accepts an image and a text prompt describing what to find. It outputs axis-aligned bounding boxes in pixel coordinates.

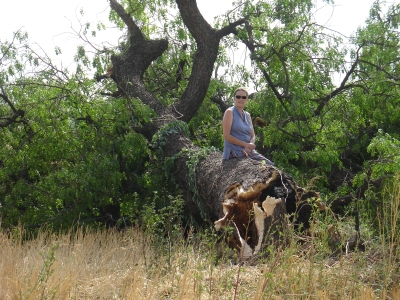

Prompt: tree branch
[109,0,144,41]
[0,87,18,114]
[313,46,363,116]
[216,17,247,39]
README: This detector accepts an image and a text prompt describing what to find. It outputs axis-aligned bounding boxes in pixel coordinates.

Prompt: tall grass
[1,178,399,299]
[377,175,400,298]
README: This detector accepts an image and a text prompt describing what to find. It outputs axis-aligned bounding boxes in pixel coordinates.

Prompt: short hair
[234,87,249,97]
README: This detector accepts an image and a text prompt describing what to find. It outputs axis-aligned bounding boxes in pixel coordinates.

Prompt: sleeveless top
[222,106,252,159]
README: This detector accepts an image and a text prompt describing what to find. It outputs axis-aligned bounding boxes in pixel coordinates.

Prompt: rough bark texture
[196,151,321,254]
[162,132,322,258]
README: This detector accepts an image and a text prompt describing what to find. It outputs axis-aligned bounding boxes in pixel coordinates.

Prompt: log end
[214,178,285,260]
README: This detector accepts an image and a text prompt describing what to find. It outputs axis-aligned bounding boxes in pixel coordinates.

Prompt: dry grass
[0,179,399,299]
[0,225,398,300]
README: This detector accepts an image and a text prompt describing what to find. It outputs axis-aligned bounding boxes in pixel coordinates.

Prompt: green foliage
[0,35,152,229]
[140,193,184,238]
[366,130,400,179]
[138,192,186,265]
[0,80,151,228]
[231,0,400,196]
[151,120,190,153]
[188,90,224,149]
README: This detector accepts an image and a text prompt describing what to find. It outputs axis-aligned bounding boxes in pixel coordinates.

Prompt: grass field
[1,180,399,299]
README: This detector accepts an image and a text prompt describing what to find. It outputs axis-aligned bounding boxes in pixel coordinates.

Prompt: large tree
[96,0,400,254]
[96,0,330,257]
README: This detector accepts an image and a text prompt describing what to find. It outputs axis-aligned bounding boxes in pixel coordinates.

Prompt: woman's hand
[245,142,256,150]
[243,147,252,156]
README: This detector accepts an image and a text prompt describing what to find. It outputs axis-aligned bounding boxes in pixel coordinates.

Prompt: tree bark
[162,131,322,259]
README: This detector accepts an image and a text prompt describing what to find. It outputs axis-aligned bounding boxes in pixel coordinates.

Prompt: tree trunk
[162,132,322,259]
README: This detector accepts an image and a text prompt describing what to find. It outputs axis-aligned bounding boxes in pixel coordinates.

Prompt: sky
[0,0,398,69]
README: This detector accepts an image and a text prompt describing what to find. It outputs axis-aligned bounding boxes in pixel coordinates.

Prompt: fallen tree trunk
[161,130,324,259]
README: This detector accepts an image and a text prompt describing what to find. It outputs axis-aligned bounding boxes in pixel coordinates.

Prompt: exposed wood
[161,132,323,258]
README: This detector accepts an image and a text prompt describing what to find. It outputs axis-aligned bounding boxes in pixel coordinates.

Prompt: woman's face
[234,90,248,109]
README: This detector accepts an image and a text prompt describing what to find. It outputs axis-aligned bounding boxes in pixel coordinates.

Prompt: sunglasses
[235,95,248,99]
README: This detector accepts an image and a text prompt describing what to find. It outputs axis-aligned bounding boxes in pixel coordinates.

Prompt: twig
[258,249,282,299]
[233,260,244,300]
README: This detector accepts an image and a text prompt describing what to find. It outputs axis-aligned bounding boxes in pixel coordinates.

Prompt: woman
[222,87,274,165]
